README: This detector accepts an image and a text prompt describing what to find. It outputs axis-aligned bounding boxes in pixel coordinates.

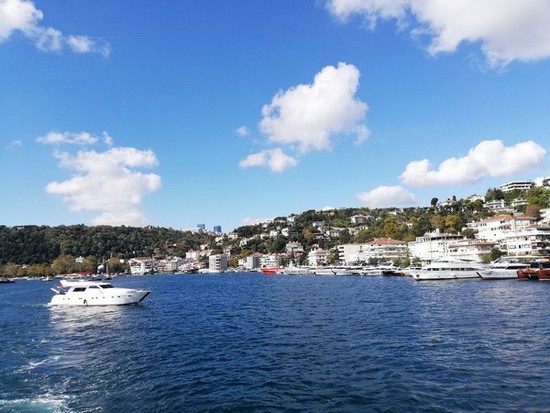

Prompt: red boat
[517,260,550,281]
[260,267,284,275]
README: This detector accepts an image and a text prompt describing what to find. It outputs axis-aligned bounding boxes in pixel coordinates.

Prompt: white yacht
[49,280,151,306]
[478,256,535,280]
[410,260,484,281]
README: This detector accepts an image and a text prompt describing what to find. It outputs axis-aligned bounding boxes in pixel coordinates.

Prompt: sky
[1,0,549,232]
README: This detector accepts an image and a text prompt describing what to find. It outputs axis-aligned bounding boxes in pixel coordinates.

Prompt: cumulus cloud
[400,139,547,187]
[41,133,161,226]
[259,62,369,153]
[326,0,550,67]
[239,148,298,173]
[235,126,250,137]
[357,185,418,208]
[36,131,113,146]
[0,0,111,56]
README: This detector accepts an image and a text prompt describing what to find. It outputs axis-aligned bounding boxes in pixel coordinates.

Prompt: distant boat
[260,267,284,275]
[49,280,151,306]
[411,260,484,281]
[282,265,312,275]
[0,278,15,284]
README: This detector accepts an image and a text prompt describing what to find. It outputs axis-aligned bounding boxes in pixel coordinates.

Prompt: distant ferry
[411,260,484,281]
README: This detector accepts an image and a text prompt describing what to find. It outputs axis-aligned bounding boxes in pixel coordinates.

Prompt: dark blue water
[1,274,549,412]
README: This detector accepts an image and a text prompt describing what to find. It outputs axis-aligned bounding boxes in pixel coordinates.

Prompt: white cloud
[37,131,106,146]
[241,217,273,226]
[400,139,547,187]
[239,148,298,173]
[357,185,418,208]
[235,126,250,137]
[259,62,369,153]
[44,146,161,227]
[0,0,111,56]
[326,0,550,67]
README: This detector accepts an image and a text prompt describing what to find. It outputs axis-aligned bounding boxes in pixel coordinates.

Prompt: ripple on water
[1,275,549,412]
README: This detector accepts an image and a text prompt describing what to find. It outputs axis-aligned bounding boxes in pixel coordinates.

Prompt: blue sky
[1,0,549,232]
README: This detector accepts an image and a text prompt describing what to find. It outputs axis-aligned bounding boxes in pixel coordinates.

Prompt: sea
[0,273,549,413]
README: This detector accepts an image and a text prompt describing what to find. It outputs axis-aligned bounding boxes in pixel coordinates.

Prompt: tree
[444,215,462,234]
[51,255,76,275]
[525,204,541,219]
[431,197,439,208]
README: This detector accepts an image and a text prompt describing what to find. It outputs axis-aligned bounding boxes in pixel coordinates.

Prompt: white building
[408,231,465,263]
[239,254,261,270]
[308,248,330,267]
[285,242,304,256]
[484,199,512,213]
[338,239,407,264]
[350,215,369,224]
[157,256,184,273]
[468,214,537,243]
[337,244,363,265]
[500,226,550,256]
[208,254,228,273]
[260,254,282,268]
[447,239,497,263]
[128,257,156,275]
[499,181,534,192]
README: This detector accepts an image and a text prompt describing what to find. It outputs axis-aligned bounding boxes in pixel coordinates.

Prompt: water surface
[1,274,548,412]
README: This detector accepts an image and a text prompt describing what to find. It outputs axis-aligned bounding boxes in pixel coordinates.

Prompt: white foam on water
[0,394,72,412]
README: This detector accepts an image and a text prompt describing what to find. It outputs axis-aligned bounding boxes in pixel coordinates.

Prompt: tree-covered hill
[0,225,212,266]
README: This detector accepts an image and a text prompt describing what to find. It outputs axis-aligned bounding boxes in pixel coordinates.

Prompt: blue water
[1,274,549,412]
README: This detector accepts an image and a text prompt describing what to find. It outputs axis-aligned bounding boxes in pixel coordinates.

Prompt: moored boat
[478,256,534,280]
[517,259,550,281]
[260,267,284,275]
[49,279,151,306]
[411,260,484,281]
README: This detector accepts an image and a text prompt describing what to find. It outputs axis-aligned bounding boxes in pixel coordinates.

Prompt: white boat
[49,280,151,306]
[478,256,534,280]
[282,265,312,275]
[410,260,484,281]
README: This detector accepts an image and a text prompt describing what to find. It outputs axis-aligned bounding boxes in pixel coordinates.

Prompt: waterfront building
[129,257,156,275]
[337,244,363,265]
[208,254,228,273]
[408,231,464,263]
[213,225,222,233]
[308,248,330,267]
[337,238,406,265]
[260,254,282,268]
[500,226,550,256]
[156,256,184,273]
[239,254,261,270]
[447,239,497,263]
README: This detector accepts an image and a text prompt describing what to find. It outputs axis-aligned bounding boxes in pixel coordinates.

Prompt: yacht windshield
[99,284,114,289]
